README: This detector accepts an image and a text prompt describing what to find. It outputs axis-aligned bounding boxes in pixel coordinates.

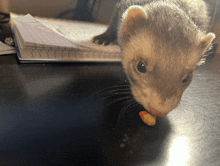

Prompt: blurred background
[0,0,118,23]
[0,0,218,24]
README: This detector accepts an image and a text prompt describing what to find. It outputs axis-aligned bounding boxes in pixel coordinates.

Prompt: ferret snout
[148,104,167,117]
[132,87,182,116]
[144,96,181,116]
[146,97,181,116]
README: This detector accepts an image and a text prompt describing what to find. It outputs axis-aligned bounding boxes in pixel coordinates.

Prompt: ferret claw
[92,33,116,46]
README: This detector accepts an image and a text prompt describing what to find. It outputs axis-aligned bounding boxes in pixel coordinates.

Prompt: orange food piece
[139,111,156,126]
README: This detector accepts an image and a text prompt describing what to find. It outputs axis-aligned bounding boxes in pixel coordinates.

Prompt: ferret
[92,0,215,117]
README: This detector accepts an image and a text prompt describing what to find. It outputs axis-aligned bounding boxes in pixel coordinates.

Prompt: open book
[10,13,121,63]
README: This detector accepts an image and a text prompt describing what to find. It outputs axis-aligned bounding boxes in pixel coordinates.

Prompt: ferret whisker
[102,89,131,96]
[88,84,130,98]
[117,100,137,124]
[107,91,131,95]
[95,87,131,99]
[106,88,131,93]
[101,88,130,93]
[105,95,133,106]
[99,92,132,100]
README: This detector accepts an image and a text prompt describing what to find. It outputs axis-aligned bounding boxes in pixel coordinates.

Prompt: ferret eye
[182,76,190,83]
[137,62,147,73]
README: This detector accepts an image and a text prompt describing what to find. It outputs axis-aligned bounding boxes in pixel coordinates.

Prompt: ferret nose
[148,104,167,117]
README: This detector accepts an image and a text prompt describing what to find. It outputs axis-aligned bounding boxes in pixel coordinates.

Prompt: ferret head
[118,5,215,116]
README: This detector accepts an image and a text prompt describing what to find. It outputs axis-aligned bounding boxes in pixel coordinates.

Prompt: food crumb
[139,111,156,126]
[120,143,125,148]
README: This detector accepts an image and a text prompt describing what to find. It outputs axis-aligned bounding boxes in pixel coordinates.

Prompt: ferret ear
[188,32,215,67]
[122,5,148,21]
[196,32,215,66]
[118,5,148,46]
[199,32,215,52]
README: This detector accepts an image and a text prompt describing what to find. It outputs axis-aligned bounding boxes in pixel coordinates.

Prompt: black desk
[0,54,220,166]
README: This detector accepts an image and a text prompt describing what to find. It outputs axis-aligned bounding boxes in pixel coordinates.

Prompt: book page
[11,13,81,49]
[36,16,121,53]
[0,41,16,55]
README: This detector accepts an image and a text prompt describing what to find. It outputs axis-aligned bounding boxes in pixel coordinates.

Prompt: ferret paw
[92,33,116,46]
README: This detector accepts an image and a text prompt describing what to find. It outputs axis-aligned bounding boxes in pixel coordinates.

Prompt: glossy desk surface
[0,52,219,166]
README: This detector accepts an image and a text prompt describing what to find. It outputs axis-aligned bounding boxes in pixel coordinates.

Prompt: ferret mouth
[145,110,159,117]
[145,105,167,117]
[144,109,157,118]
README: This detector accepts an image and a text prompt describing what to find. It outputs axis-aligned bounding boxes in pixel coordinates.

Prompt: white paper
[0,41,16,55]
